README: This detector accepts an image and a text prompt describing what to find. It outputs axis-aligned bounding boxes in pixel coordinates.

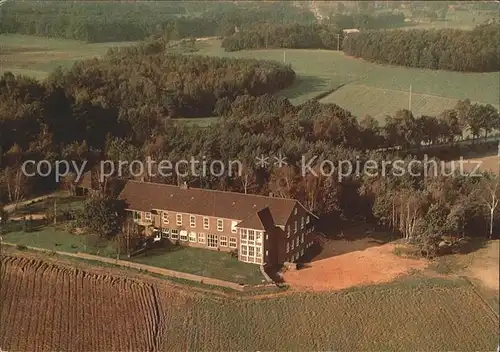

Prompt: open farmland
[0,256,164,351]
[189,39,499,122]
[1,252,498,351]
[403,10,497,30]
[320,84,465,122]
[0,34,136,79]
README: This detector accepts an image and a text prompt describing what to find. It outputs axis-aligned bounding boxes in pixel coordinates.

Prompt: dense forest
[221,13,407,52]
[343,24,500,72]
[0,1,315,42]
[327,13,406,29]
[222,24,344,52]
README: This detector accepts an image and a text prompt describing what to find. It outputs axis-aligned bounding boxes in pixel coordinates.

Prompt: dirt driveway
[283,243,427,292]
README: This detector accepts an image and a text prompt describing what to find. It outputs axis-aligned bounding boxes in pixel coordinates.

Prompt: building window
[296,236,299,247]
[301,217,304,229]
[241,229,247,241]
[256,247,261,258]
[162,212,169,225]
[294,221,297,233]
[248,229,255,243]
[220,236,228,247]
[189,232,197,242]
[265,233,268,240]
[241,245,248,256]
[248,246,255,257]
[294,208,297,215]
[144,212,152,221]
[189,215,196,227]
[217,219,223,231]
[207,234,218,248]
[161,228,170,238]
[306,215,310,224]
[256,232,262,244]
[176,214,182,226]
[203,217,209,229]
[265,250,268,257]
[198,232,205,244]
[231,221,238,233]
[286,242,290,253]
[171,229,179,240]
[229,237,237,248]
[133,211,141,220]
[287,225,290,238]
[291,239,295,250]
[301,233,304,244]
[180,231,188,241]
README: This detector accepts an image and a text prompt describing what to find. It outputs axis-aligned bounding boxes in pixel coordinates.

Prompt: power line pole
[497,140,500,177]
[53,198,57,225]
[408,85,412,112]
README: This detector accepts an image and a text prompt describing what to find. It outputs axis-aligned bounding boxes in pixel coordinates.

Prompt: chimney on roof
[180,181,188,190]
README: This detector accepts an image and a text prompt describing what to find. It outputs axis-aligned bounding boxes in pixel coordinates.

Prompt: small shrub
[16,244,27,250]
[23,216,33,233]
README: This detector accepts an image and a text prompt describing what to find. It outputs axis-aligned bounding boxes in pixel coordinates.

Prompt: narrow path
[3,193,58,213]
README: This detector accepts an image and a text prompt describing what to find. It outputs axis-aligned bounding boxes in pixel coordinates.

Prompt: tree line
[343,24,500,72]
[221,12,407,52]
[222,24,344,52]
[0,1,315,43]
[327,13,406,29]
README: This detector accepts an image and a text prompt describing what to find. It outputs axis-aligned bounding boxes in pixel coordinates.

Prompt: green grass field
[0,34,137,79]
[404,10,497,30]
[0,227,119,257]
[130,246,264,285]
[189,39,499,123]
[321,84,460,121]
[156,276,498,350]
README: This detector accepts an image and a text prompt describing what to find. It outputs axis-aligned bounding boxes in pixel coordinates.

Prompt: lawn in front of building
[129,245,266,285]
[1,222,265,285]
[0,225,118,257]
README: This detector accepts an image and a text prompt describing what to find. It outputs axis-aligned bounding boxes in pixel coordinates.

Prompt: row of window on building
[139,211,238,233]
[286,232,305,254]
[288,241,314,263]
[158,228,237,248]
[286,215,310,237]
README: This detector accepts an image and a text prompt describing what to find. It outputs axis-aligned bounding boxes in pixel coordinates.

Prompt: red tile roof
[118,180,299,226]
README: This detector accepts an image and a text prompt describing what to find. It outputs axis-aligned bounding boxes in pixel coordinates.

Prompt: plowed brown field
[0,256,164,351]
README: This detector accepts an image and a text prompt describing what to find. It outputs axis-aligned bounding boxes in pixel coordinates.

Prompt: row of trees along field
[221,13,407,52]
[327,13,406,29]
[0,1,315,42]
[343,24,500,72]
[222,24,344,52]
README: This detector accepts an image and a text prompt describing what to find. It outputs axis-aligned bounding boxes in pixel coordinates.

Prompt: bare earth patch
[283,243,428,292]
[457,155,499,175]
[466,240,499,292]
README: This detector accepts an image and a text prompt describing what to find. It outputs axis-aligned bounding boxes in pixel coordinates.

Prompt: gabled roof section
[118,180,301,226]
[236,212,265,230]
